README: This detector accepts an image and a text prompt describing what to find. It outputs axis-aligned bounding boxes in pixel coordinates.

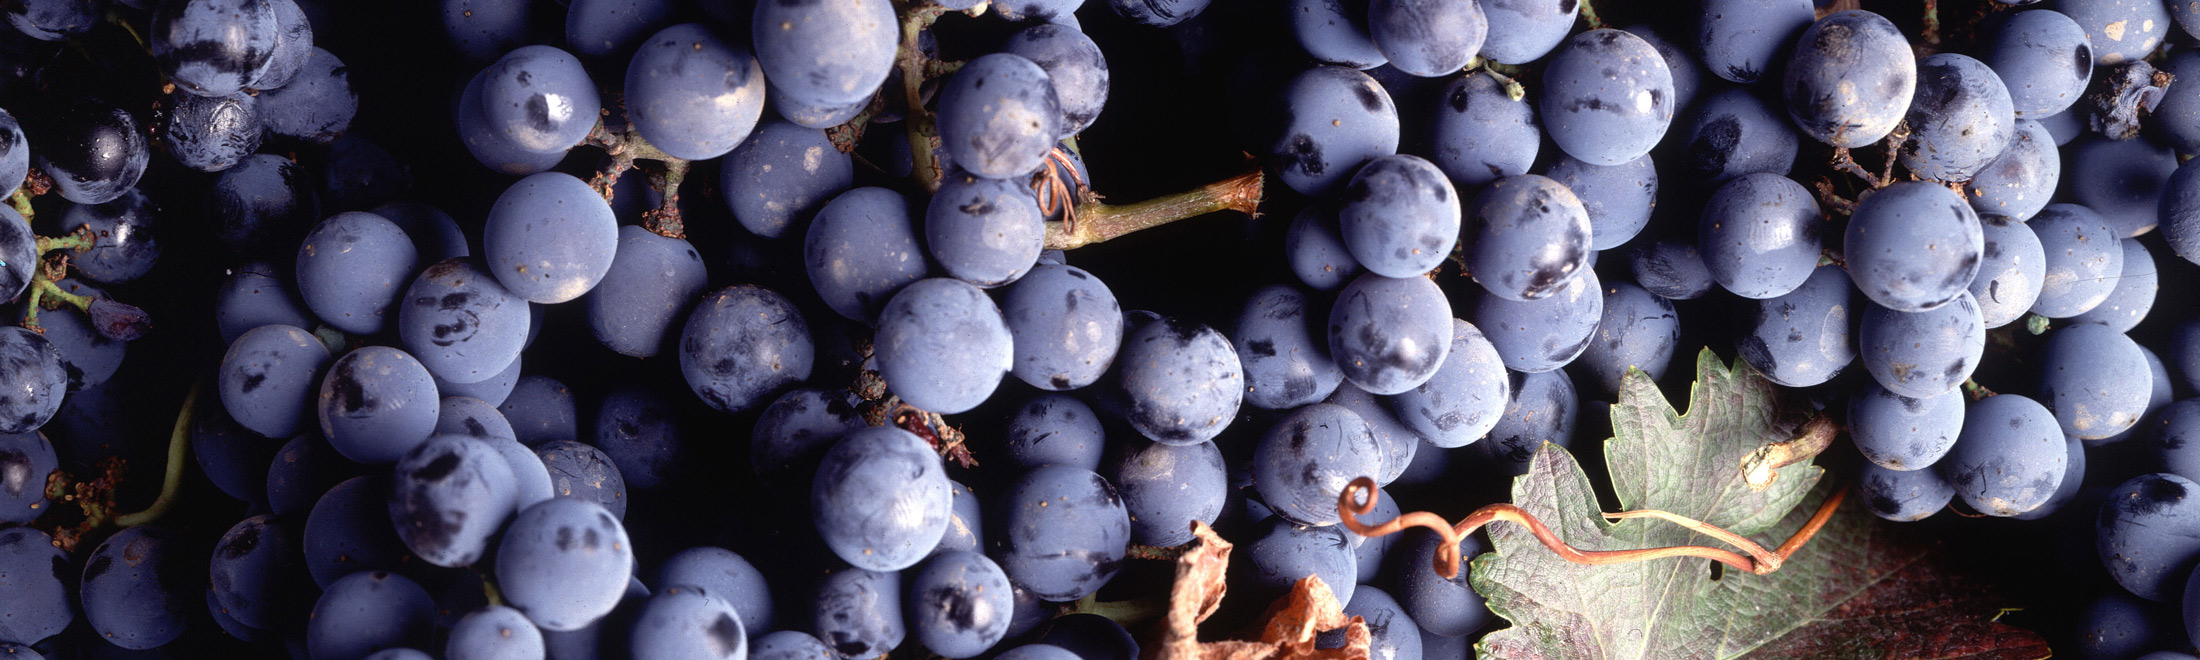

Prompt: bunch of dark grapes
[7,0,2200,657]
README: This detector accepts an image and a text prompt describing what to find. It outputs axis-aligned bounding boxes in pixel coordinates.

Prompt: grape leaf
[1468,350,2047,659]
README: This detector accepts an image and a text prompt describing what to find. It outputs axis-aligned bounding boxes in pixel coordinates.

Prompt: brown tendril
[1337,476,1850,580]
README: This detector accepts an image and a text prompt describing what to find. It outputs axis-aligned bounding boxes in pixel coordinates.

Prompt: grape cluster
[4,0,2200,657]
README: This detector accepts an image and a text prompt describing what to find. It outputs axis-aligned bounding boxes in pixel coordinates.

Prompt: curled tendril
[1336,476,1850,580]
[1033,147,1085,233]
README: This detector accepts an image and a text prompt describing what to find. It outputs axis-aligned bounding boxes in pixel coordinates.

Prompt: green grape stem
[8,190,31,222]
[114,379,203,527]
[897,1,950,193]
[1044,165,1265,250]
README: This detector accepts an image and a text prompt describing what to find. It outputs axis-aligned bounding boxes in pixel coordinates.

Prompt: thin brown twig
[1338,476,1850,579]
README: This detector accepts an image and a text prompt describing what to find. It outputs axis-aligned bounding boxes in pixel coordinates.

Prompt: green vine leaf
[1468,349,2047,659]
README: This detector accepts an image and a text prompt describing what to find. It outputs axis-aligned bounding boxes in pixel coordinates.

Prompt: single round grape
[2096,343,2172,447]
[258,47,357,144]
[1942,393,2064,517]
[210,514,310,630]
[566,0,674,61]
[1255,403,1382,526]
[252,0,311,89]
[937,479,985,557]
[991,465,1130,601]
[2015,434,2086,520]
[1430,71,1538,188]
[322,134,410,212]
[2069,136,2177,238]
[1576,281,1680,393]
[1113,316,1244,443]
[1366,0,1485,76]
[628,586,746,660]
[1859,291,1985,399]
[448,605,544,660]
[813,567,905,658]
[208,154,318,257]
[2078,592,2178,660]
[750,387,865,480]
[1845,181,1985,312]
[389,433,517,567]
[908,551,1014,658]
[307,571,437,660]
[1541,29,1675,166]
[656,546,773,636]
[1243,517,1357,606]
[1682,87,1800,187]
[482,45,599,153]
[1004,393,1105,472]
[161,89,261,172]
[1900,53,2015,182]
[2158,155,2200,266]
[1699,0,1814,83]
[1003,23,1109,136]
[1473,267,1604,374]
[1732,261,1855,386]
[296,211,419,335]
[3,0,95,40]
[501,374,577,447]
[1547,153,1655,251]
[2062,0,2168,65]
[35,99,148,205]
[1850,381,1964,471]
[937,54,1063,179]
[1782,10,1916,148]
[1966,118,2059,223]
[1290,0,1384,69]
[1985,9,2093,118]
[625,23,766,160]
[2070,238,2158,333]
[0,431,54,524]
[498,498,634,631]
[319,346,440,465]
[1700,172,1822,300]
[151,0,278,96]
[399,258,528,383]
[59,188,159,284]
[1481,369,1578,477]
[751,0,897,107]
[1328,273,1451,394]
[591,383,688,492]
[1326,381,1422,485]
[455,67,564,176]
[266,432,361,518]
[928,171,1045,287]
[0,109,23,199]
[1285,205,1363,291]
[2162,51,2200,154]
[2099,473,2200,601]
[804,186,928,321]
[1112,438,1227,546]
[215,262,314,344]
[1269,66,1399,197]
[586,226,707,358]
[1396,529,1493,636]
[484,172,619,304]
[1234,285,1344,410]
[303,475,411,588]
[1390,318,1508,447]
[536,439,628,523]
[813,426,952,572]
[1479,0,1573,64]
[220,324,331,439]
[2028,203,2125,318]
[81,526,190,650]
[2040,322,2152,440]
[1338,154,1458,278]
[1002,263,1123,392]
[38,279,123,391]
[873,278,1010,414]
[1630,239,1715,300]
[1858,462,1955,521]
[721,121,854,240]
[0,527,69,645]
